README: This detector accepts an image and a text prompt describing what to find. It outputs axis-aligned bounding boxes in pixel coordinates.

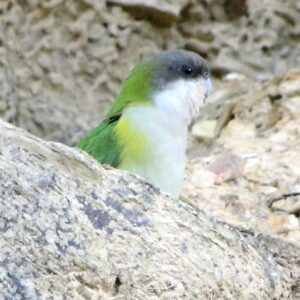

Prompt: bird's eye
[203,71,209,78]
[181,65,193,76]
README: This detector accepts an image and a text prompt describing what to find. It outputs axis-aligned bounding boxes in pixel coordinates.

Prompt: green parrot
[76,49,211,198]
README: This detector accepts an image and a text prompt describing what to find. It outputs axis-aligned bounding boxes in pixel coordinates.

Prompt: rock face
[0,120,295,299]
[185,70,300,246]
[0,0,299,144]
[1,0,299,297]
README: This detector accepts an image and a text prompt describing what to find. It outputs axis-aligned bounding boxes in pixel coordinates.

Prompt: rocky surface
[1,0,300,298]
[0,120,296,299]
[184,70,300,297]
[107,0,189,25]
[0,0,299,144]
[185,71,300,247]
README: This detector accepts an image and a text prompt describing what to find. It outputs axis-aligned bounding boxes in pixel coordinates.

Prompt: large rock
[0,120,295,299]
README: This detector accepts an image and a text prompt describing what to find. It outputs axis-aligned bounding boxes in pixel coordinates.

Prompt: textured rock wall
[0,0,299,144]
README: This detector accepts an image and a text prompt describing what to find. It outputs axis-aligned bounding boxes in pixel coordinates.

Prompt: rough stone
[0,119,296,299]
[1,1,300,296]
[183,71,300,250]
[259,214,299,234]
[107,0,189,25]
[191,120,218,143]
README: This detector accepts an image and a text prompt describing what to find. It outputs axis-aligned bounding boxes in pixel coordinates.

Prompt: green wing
[76,118,122,167]
[76,57,154,166]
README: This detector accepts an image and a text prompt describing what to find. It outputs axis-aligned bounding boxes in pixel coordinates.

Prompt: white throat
[152,77,211,125]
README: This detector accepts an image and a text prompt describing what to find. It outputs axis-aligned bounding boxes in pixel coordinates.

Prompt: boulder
[0,120,295,299]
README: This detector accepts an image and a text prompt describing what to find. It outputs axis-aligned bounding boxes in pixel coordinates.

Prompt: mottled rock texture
[1,0,300,298]
[184,70,300,298]
[185,70,300,245]
[0,0,299,144]
[0,120,295,299]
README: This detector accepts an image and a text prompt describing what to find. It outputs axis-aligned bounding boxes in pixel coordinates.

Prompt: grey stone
[0,120,295,299]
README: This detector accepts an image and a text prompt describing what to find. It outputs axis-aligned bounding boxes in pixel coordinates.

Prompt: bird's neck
[152,78,203,126]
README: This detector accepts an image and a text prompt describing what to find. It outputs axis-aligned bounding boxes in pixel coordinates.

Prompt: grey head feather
[151,49,210,91]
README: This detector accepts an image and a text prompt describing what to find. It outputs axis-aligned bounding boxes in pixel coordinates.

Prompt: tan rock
[191,120,218,143]
[184,70,300,252]
[279,71,300,97]
[259,215,299,234]
[208,150,245,183]
[107,0,188,25]
[220,119,256,140]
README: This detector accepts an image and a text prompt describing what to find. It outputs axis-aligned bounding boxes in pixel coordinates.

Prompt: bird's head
[111,49,211,124]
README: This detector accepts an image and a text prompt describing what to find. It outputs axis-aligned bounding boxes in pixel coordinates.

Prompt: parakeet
[76,49,211,198]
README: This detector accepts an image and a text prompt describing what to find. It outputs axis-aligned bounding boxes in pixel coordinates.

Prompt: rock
[219,119,268,158]
[208,150,245,183]
[191,120,218,143]
[258,214,299,234]
[0,119,296,298]
[268,193,300,215]
[279,71,300,97]
[183,70,300,250]
[107,0,188,25]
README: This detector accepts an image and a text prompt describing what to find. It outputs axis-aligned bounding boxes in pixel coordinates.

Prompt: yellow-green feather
[114,116,149,169]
